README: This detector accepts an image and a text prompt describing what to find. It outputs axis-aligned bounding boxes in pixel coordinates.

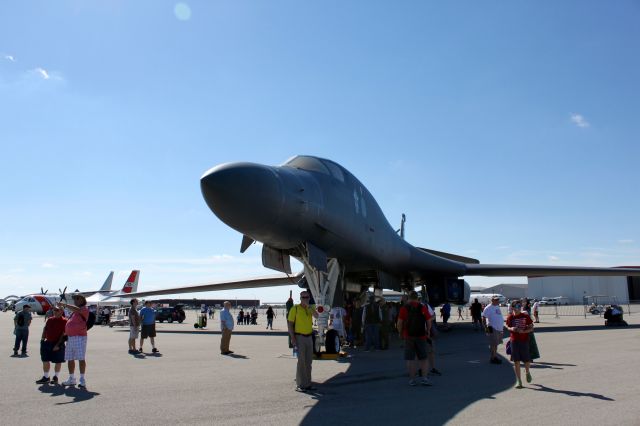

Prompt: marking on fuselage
[359,187,367,218]
[353,189,359,214]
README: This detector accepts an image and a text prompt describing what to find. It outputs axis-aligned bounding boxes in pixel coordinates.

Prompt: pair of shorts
[487,329,503,347]
[40,340,65,363]
[130,327,139,339]
[65,335,87,361]
[510,339,531,362]
[141,324,156,339]
[404,337,433,361]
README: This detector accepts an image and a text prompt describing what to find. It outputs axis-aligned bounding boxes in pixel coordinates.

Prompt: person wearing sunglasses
[505,301,534,389]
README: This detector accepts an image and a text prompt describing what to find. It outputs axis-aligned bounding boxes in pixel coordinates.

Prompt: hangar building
[527,276,640,304]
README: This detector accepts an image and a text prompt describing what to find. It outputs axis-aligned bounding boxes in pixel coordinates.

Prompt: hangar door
[628,277,640,301]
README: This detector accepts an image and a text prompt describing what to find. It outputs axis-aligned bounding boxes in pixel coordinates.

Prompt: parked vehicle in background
[539,296,570,305]
[156,305,186,323]
[469,293,507,306]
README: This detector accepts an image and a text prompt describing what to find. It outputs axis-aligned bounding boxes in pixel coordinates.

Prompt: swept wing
[119,273,303,299]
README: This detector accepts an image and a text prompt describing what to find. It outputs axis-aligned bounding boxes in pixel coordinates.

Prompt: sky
[1,1,639,303]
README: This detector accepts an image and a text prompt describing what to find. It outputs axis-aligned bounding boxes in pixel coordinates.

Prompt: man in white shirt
[482,296,504,364]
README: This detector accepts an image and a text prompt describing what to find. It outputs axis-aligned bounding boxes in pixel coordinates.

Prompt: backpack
[16,313,25,327]
[86,311,96,330]
[405,303,427,337]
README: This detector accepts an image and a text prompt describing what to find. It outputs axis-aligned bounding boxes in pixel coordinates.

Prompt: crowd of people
[12,290,549,394]
[236,307,259,325]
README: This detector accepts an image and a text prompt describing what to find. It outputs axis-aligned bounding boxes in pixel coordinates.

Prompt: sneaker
[295,386,308,392]
[51,376,59,384]
[139,348,144,352]
[227,350,234,354]
[430,368,442,376]
[526,372,532,383]
[408,379,417,386]
[62,377,76,386]
[420,378,433,386]
[35,376,50,384]
[78,378,86,389]
[152,348,159,353]
[13,350,18,356]
[514,381,523,389]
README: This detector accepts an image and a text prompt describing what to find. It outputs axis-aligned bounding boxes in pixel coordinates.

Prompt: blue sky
[1,1,639,302]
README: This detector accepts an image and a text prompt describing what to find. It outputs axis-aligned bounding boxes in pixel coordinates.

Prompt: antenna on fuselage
[396,213,406,240]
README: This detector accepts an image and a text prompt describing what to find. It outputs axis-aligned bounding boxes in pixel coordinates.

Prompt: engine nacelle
[424,278,470,306]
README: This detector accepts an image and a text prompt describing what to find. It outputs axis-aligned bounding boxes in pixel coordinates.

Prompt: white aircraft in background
[13,271,115,315]
[85,270,140,305]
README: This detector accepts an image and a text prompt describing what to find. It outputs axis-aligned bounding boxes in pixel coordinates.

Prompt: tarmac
[1,310,639,425]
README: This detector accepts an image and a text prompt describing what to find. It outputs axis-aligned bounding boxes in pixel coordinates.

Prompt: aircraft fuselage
[200,156,464,284]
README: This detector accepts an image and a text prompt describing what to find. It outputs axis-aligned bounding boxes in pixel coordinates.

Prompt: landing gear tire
[325,329,340,354]
[168,317,173,323]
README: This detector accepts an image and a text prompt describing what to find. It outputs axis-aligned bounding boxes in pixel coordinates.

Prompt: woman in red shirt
[505,301,534,389]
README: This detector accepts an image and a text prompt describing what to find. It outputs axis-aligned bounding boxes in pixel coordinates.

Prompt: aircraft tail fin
[120,270,140,294]
[418,247,480,265]
[99,271,114,292]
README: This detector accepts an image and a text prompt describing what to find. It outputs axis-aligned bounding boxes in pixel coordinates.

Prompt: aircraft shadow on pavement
[37,384,100,404]
[529,384,614,401]
[301,325,516,426]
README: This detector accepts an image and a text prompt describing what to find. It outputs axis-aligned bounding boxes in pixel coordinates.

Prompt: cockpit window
[283,156,330,176]
[321,160,345,182]
[283,156,345,182]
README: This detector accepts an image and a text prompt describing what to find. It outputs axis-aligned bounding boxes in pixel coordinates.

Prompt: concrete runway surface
[1,309,639,425]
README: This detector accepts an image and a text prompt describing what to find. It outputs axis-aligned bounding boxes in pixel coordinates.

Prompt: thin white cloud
[548,255,560,262]
[34,67,50,80]
[570,113,590,128]
[4,55,15,62]
[41,262,57,268]
[618,239,634,244]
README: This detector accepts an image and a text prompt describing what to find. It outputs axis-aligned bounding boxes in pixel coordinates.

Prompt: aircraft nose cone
[200,163,282,235]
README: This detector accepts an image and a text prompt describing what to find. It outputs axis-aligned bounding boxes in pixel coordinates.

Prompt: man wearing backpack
[58,294,89,389]
[397,291,433,386]
[13,305,32,356]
